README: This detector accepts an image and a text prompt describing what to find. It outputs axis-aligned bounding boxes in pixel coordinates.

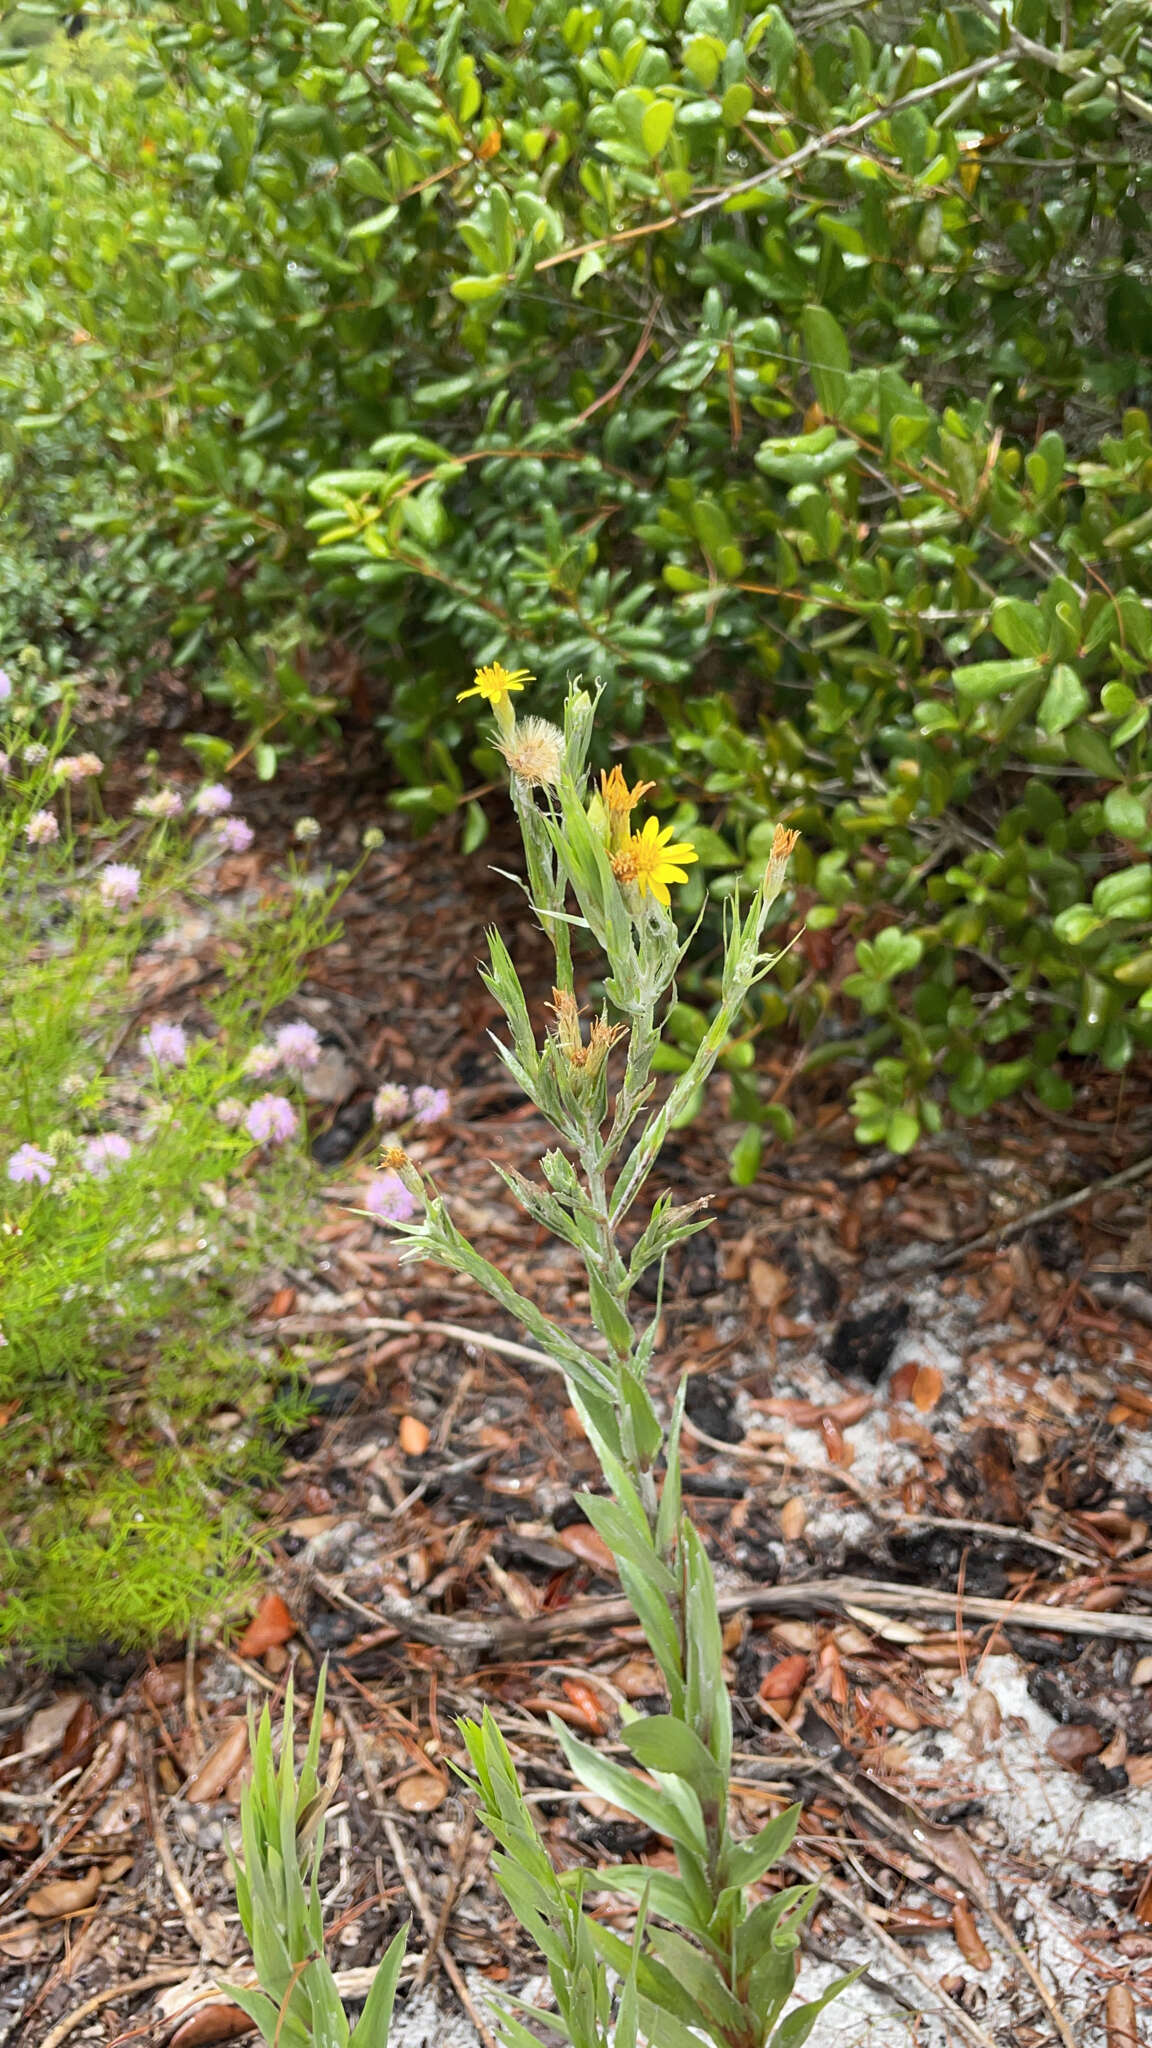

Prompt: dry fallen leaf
[1105,1982,1139,2048]
[555,1523,617,1575]
[394,1770,447,1814]
[0,1922,53,1960]
[611,1657,663,1700]
[911,1363,943,1413]
[748,1259,791,1311]
[170,2002,256,2048]
[26,1694,86,1759]
[870,1686,922,1733]
[778,1496,807,1542]
[759,1654,809,1703]
[951,1899,991,1972]
[236,1591,296,1658]
[561,1678,608,1733]
[184,1721,251,1804]
[27,1865,104,1920]
[398,1414,431,1457]
[1047,1723,1104,1771]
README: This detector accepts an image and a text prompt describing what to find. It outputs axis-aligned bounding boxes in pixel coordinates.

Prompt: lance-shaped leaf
[549,1718,708,1858]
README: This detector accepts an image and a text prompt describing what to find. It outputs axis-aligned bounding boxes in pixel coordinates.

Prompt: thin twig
[381,1814,499,2048]
[37,1970,193,2048]
[135,1730,232,1967]
[927,1147,1152,1270]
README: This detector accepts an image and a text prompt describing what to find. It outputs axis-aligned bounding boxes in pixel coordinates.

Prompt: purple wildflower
[216,817,254,854]
[245,1094,299,1145]
[81,1133,132,1177]
[135,788,183,820]
[25,810,59,846]
[0,670,10,702]
[243,1044,280,1079]
[373,1082,409,1124]
[412,1085,450,1125]
[274,1021,321,1073]
[193,783,233,816]
[141,1022,188,1067]
[7,1144,56,1187]
[363,1172,417,1225]
[99,863,141,910]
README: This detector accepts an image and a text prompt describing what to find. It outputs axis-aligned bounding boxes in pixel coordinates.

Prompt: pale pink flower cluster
[242,1044,281,1080]
[193,783,232,816]
[244,1094,299,1145]
[274,1021,321,1073]
[99,863,141,911]
[55,753,103,783]
[22,742,49,767]
[412,1085,450,1124]
[134,789,184,820]
[373,1082,409,1123]
[81,1133,132,1177]
[364,1172,417,1224]
[141,1022,188,1067]
[25,810,59,846]
[7,1144,56,1186]
[215,817,254,854]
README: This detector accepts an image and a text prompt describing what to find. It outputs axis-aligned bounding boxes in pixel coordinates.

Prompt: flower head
[25,810,59,846]
[0,754,8,777]
[294,816,321,843]
[141,1022,188,1067]
[242,1044,281,1079]
[274,1021,321,1073]
[215,817,254,854]
[765,823,800,901]
[193,783,233,816]
[81,1133,132,1177]
[134,788,183,820]
[611,815,699,909]
[600,765,656,818]
[7,1143,55,1187]
[411,1085,449,1125]
[497,716,565,789]
[457,662,533,709]
[362,825,385,851]
[0,670,10,703]
[55,753,103,783]
[363,1172,417,1225]
[216,1097,245,1127]
[373,1082,409,1124]
[22,742,49,768]
[245,1093,299,1146]
[99,863,141,911]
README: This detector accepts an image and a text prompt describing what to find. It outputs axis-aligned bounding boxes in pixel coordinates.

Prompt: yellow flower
[599,765,656,816]
[457,662,534,708]
[612,815,699,908]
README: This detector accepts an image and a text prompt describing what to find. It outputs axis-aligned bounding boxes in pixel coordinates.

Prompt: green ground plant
[226,669,848,2048]
[0,658,354,1659]
[3,0,1152,1154]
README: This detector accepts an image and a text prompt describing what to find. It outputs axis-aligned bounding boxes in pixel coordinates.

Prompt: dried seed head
[497,717,565,789]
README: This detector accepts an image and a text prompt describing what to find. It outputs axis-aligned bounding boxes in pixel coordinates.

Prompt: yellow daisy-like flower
[612,816,699,908]
[457,662,534,708]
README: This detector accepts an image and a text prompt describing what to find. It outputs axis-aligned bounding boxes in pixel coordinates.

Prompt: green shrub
[3,0,1152,1148]
[0,660,351,1659]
